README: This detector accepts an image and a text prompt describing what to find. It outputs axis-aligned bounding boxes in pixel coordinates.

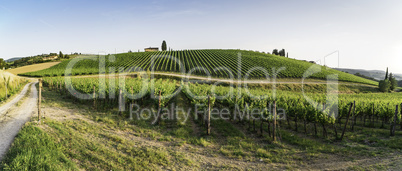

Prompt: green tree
[385,67,388,80]
[389,73,397,91]
[161,40,167,51]
[272,49,278,55]
[59,51,64,59]
[279,49,286,57]
[0,58,6,69]
[379,79,390,92]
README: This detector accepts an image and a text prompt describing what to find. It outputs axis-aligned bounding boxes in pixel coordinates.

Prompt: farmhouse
[43,56,58,61]
[144,47,159,52]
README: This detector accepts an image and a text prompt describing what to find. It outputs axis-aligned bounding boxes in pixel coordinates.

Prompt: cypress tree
[161,40,167,51]
[59,51,64,59]
[385,67,388,80]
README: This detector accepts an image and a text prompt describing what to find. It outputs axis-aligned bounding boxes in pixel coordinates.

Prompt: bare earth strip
[7,62,60,75]
[0,82,37,161]
[68,72,377,87]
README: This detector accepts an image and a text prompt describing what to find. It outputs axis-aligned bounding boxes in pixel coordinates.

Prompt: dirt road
[65,72,377,87]
[0,82,37,161]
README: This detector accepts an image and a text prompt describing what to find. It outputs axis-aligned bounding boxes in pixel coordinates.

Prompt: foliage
[388,73,397,91]
[0,58,7,69]
[185,82,402,131]
[41,77,177,109]
[385,67,388,80]
[0,70,28,102]
[278,49,286,57]
[379,79,390,92]
[7,53,60,68]
[354,72,377,82]
[272,49,278,55]
[162,40,167,51]
[59,51,64,59]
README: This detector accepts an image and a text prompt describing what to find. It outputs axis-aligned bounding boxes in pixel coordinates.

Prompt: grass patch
[0,123,77,170]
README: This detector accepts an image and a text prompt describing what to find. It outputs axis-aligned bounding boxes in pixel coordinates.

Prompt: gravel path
[0,82,37,161]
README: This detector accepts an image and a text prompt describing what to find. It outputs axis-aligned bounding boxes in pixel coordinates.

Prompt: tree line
[5,51,70,69]
[379,67,398,92]
[272,49,288,57]
[0,58,7,69]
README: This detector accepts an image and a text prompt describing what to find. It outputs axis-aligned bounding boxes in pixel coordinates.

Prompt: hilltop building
[144,47,159,52]
[43,56,58,61]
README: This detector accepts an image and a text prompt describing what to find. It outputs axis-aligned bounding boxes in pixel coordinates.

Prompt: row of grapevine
[183,82,402,139]
[20,50,378,85]
[37,75,402,139]
[42,77,177,114]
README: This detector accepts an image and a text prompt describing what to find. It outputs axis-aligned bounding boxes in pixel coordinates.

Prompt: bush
[390,77,397,91]
[379,80,390,92]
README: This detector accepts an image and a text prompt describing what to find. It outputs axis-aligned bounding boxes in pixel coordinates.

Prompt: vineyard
[40,76,402,140]
[182,81,402,139]
[2,75,401,170]
[21,49,377,85]
[42,77,177,112]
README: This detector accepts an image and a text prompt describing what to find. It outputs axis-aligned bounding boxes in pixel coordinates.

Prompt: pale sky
[1,0,401,73]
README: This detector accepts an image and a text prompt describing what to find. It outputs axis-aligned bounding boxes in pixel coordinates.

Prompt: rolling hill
[5,57,23,63]
[7,62,61,75]
[334,68,402,81]
[19,49,377,85]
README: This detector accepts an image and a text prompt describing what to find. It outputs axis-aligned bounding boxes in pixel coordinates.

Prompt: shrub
[379,79,390,92]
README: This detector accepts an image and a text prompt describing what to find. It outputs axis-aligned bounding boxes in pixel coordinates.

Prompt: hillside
[20,49,377,85]
[7,62,61,75]
[5,57,22,63]
[334,68,402,81]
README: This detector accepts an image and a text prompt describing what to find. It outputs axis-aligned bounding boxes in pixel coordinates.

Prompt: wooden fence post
[93,86,96,109]
[400,103,402,130]
[253,119,256,132]
[157,90,162,125]
[207,96,211,135]
[273,101,277,142]
[260,117,263,136]
[340,103,353,140]
[118,89,123,115]
[372,103,375,127]
[390,105,398,136]
[267,101,271,137]
[351,101,356,131]
[38,79,42,122]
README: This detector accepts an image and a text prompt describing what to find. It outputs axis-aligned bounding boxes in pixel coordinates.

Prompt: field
[6,62,60,75]
[19,50,378,85]
[1,77,401,170]
[0,70,28,103]
[2,49,401,170]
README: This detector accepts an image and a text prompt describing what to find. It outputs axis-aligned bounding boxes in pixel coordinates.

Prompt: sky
[1,0,402,73]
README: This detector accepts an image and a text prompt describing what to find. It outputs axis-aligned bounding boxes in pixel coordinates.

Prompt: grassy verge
[0,124,77,170]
